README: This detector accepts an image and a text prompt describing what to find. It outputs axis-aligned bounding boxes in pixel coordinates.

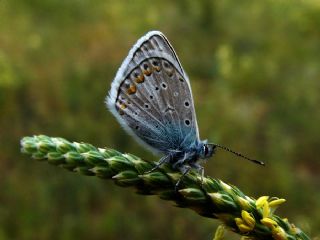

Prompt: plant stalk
[20,135,311,240]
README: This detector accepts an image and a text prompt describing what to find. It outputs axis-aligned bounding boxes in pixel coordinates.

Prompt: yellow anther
[256,196,269,208]
[269,198,286,207]
[272,226,287,240]
[261,217,277,228]
[235,217,244,225]
[241,210,255,228]
[213,225,225,240]
[263,202,271,218]
[238,223,252,233]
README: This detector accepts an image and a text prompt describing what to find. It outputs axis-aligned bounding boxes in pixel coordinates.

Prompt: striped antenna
[213,143,265,166]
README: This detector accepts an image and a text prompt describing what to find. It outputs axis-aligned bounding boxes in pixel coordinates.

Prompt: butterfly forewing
[107,31,199,154]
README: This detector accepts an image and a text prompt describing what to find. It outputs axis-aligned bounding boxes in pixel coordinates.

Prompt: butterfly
[106,31,264,188]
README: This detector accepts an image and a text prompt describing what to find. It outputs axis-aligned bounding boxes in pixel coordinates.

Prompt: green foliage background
[0,0,319,239]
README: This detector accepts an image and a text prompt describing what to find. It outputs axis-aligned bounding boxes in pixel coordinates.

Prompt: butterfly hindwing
[107,31,200,154]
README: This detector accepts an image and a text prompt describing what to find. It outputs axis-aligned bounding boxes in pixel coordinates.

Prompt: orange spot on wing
[135,75,145,83]
[127,84,137,94]
[153,66,161,72]
[143,69,152,76]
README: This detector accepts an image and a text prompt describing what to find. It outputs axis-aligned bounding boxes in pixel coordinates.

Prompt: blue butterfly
[106,31,263,188]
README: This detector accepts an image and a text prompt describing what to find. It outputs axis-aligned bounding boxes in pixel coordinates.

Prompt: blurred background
[0,0,319,239]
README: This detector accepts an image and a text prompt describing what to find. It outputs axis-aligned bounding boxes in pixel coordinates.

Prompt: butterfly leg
[190,162,204,185]
[175,165,192,191]
[145,154,171,174]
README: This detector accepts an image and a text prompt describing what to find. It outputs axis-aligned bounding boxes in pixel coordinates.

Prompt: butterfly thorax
[166,140,215,169]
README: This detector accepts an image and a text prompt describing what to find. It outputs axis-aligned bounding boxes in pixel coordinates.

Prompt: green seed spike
[20,135,311,240]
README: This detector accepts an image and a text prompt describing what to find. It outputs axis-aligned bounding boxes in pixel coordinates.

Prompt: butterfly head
[199,142,216,159]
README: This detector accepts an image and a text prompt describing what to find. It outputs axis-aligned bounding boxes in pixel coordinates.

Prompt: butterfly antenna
[213,143,265,166]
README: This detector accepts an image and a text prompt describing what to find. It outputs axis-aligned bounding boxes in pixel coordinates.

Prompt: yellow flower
[261,217,277,228]
[256,196,286,219]
[213,225,225,240]
[234,211,255,233]
[255,196,269,208]
[269,198,286,207]
[272,226,287,240]
[262,202,271,218]
[241,210,255,229]
[235,217,245,225]
[238,224,252,233]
